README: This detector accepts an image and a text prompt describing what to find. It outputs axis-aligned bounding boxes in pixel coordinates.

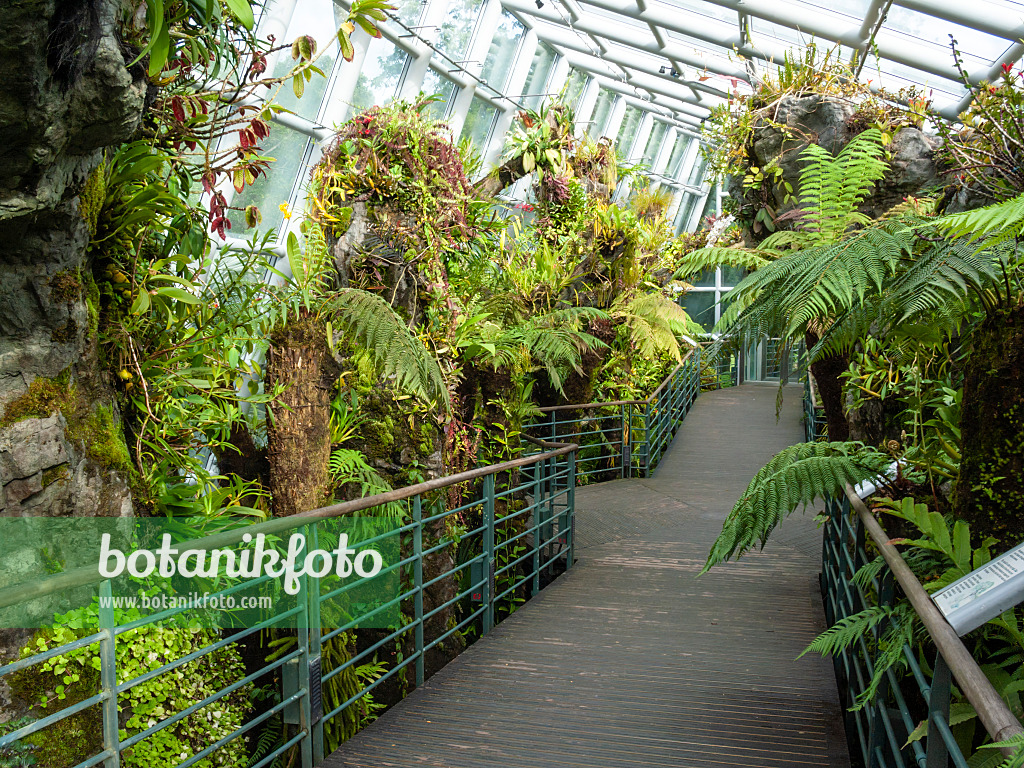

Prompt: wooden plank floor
[325,384,850,768]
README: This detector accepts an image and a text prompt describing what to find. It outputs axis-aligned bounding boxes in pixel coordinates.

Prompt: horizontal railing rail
[822,489,1024,767]
[0,440,578,768]
[525,347,702,480]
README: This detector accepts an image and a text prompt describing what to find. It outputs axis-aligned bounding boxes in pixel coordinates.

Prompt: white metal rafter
[499,0,1024,119]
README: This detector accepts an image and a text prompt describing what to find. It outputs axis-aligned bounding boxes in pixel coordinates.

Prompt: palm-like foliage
[610,291,701,360]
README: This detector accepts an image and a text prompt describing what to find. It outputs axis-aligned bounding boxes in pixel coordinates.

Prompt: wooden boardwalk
[326,385,850,768]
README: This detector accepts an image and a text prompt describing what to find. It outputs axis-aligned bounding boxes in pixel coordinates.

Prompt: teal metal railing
[526,347,701,481]
[804,375,827,442]
[0,440,577,768]
[698,340,739,391]
[821,494,965,768]
[810,385,1023,767]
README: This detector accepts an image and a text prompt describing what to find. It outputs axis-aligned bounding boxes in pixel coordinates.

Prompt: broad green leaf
[130,290,151,315]
[157,287,201,305]
[223,0,255,29]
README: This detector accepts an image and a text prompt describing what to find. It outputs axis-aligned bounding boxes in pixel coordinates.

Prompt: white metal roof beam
[500,0,751,80]
[687,0,992,86]
[892,0,1024,42]
[539,35,721,113]
[556,48,714,118]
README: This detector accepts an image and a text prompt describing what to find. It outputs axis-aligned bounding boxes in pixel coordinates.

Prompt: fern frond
[702,441,891,571]
[611,292,695,361]
[329,448,405,518]
[674,246,775,280]
[934,191,1024,251]
[798,605,895,659]
[326,289,449,408]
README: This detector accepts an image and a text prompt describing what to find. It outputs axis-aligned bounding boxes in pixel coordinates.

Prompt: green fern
[329,448,405,519]
[935,192,1024,251]
[702,441,891,571]
[798,605,897,659]
[674,246,775,281]
[325,289,448,407]
[610,292,699,361]
[789,128,889,248]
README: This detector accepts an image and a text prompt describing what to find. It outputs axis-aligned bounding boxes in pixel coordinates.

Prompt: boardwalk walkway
[326,384,850,768]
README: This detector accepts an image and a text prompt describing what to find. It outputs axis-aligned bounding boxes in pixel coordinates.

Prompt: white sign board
[932,541,1024,636]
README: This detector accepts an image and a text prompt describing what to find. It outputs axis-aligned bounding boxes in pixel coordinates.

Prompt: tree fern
[935,191,1024,251]
[702,441,892,571]
[610,292,700,361]
[325,289,448,407]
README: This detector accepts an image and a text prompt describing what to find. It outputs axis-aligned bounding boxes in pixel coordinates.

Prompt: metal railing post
[413,494,425,688]
[620,404,627,478]
[866,571,895,768]
[927,653,952,768]
[483,473,496,634]
[308,524,324,765]
[297,548,314,768]
[643,402,652,478]
[98,579,120,768]
[567,451,576,569]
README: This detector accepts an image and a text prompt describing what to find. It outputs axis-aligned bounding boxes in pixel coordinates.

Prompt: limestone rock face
[0,0,146,517]
[731,94,943,230]
[0,414,133,516]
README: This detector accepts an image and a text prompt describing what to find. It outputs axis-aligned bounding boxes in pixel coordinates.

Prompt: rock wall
[729,94,943,234]
[0,0,146,517]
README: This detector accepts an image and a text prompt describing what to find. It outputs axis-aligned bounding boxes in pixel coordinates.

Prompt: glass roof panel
[436,0,485,60]
[883,5,1011,54]
[479,10,524,92]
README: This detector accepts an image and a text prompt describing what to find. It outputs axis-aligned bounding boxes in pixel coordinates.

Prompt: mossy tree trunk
[266,317,335,517]
[952,303,1024,545]
[805,330,850,442]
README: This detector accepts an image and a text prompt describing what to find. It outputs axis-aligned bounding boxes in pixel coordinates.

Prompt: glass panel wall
[462,97,498,150]
[562,68,588,109]
[642,120,670,166]
[436,0,485,60]
[227,133,311,236]
[420,68,457,118]
[666,134,690,177]
[350,39,408,114]
[589,89,616,136]
[521,43,557,109]
[616,105,643,156]
[480,11,524,91]
[268,0,344,121]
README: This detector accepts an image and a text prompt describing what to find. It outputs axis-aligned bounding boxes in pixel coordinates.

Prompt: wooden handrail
[843,484,1024,755]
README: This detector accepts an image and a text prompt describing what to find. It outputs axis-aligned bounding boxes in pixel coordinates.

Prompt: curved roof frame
[499,0,1024,124]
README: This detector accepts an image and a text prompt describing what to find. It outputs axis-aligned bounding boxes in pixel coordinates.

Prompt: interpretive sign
[932,541,1024,636]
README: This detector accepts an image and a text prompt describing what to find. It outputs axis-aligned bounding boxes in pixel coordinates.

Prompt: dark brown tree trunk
[266,316,334,516]
[952,304,1024,545]
[806,331,850,442]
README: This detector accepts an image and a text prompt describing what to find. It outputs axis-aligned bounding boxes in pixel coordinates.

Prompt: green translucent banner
[0,516,401,631]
